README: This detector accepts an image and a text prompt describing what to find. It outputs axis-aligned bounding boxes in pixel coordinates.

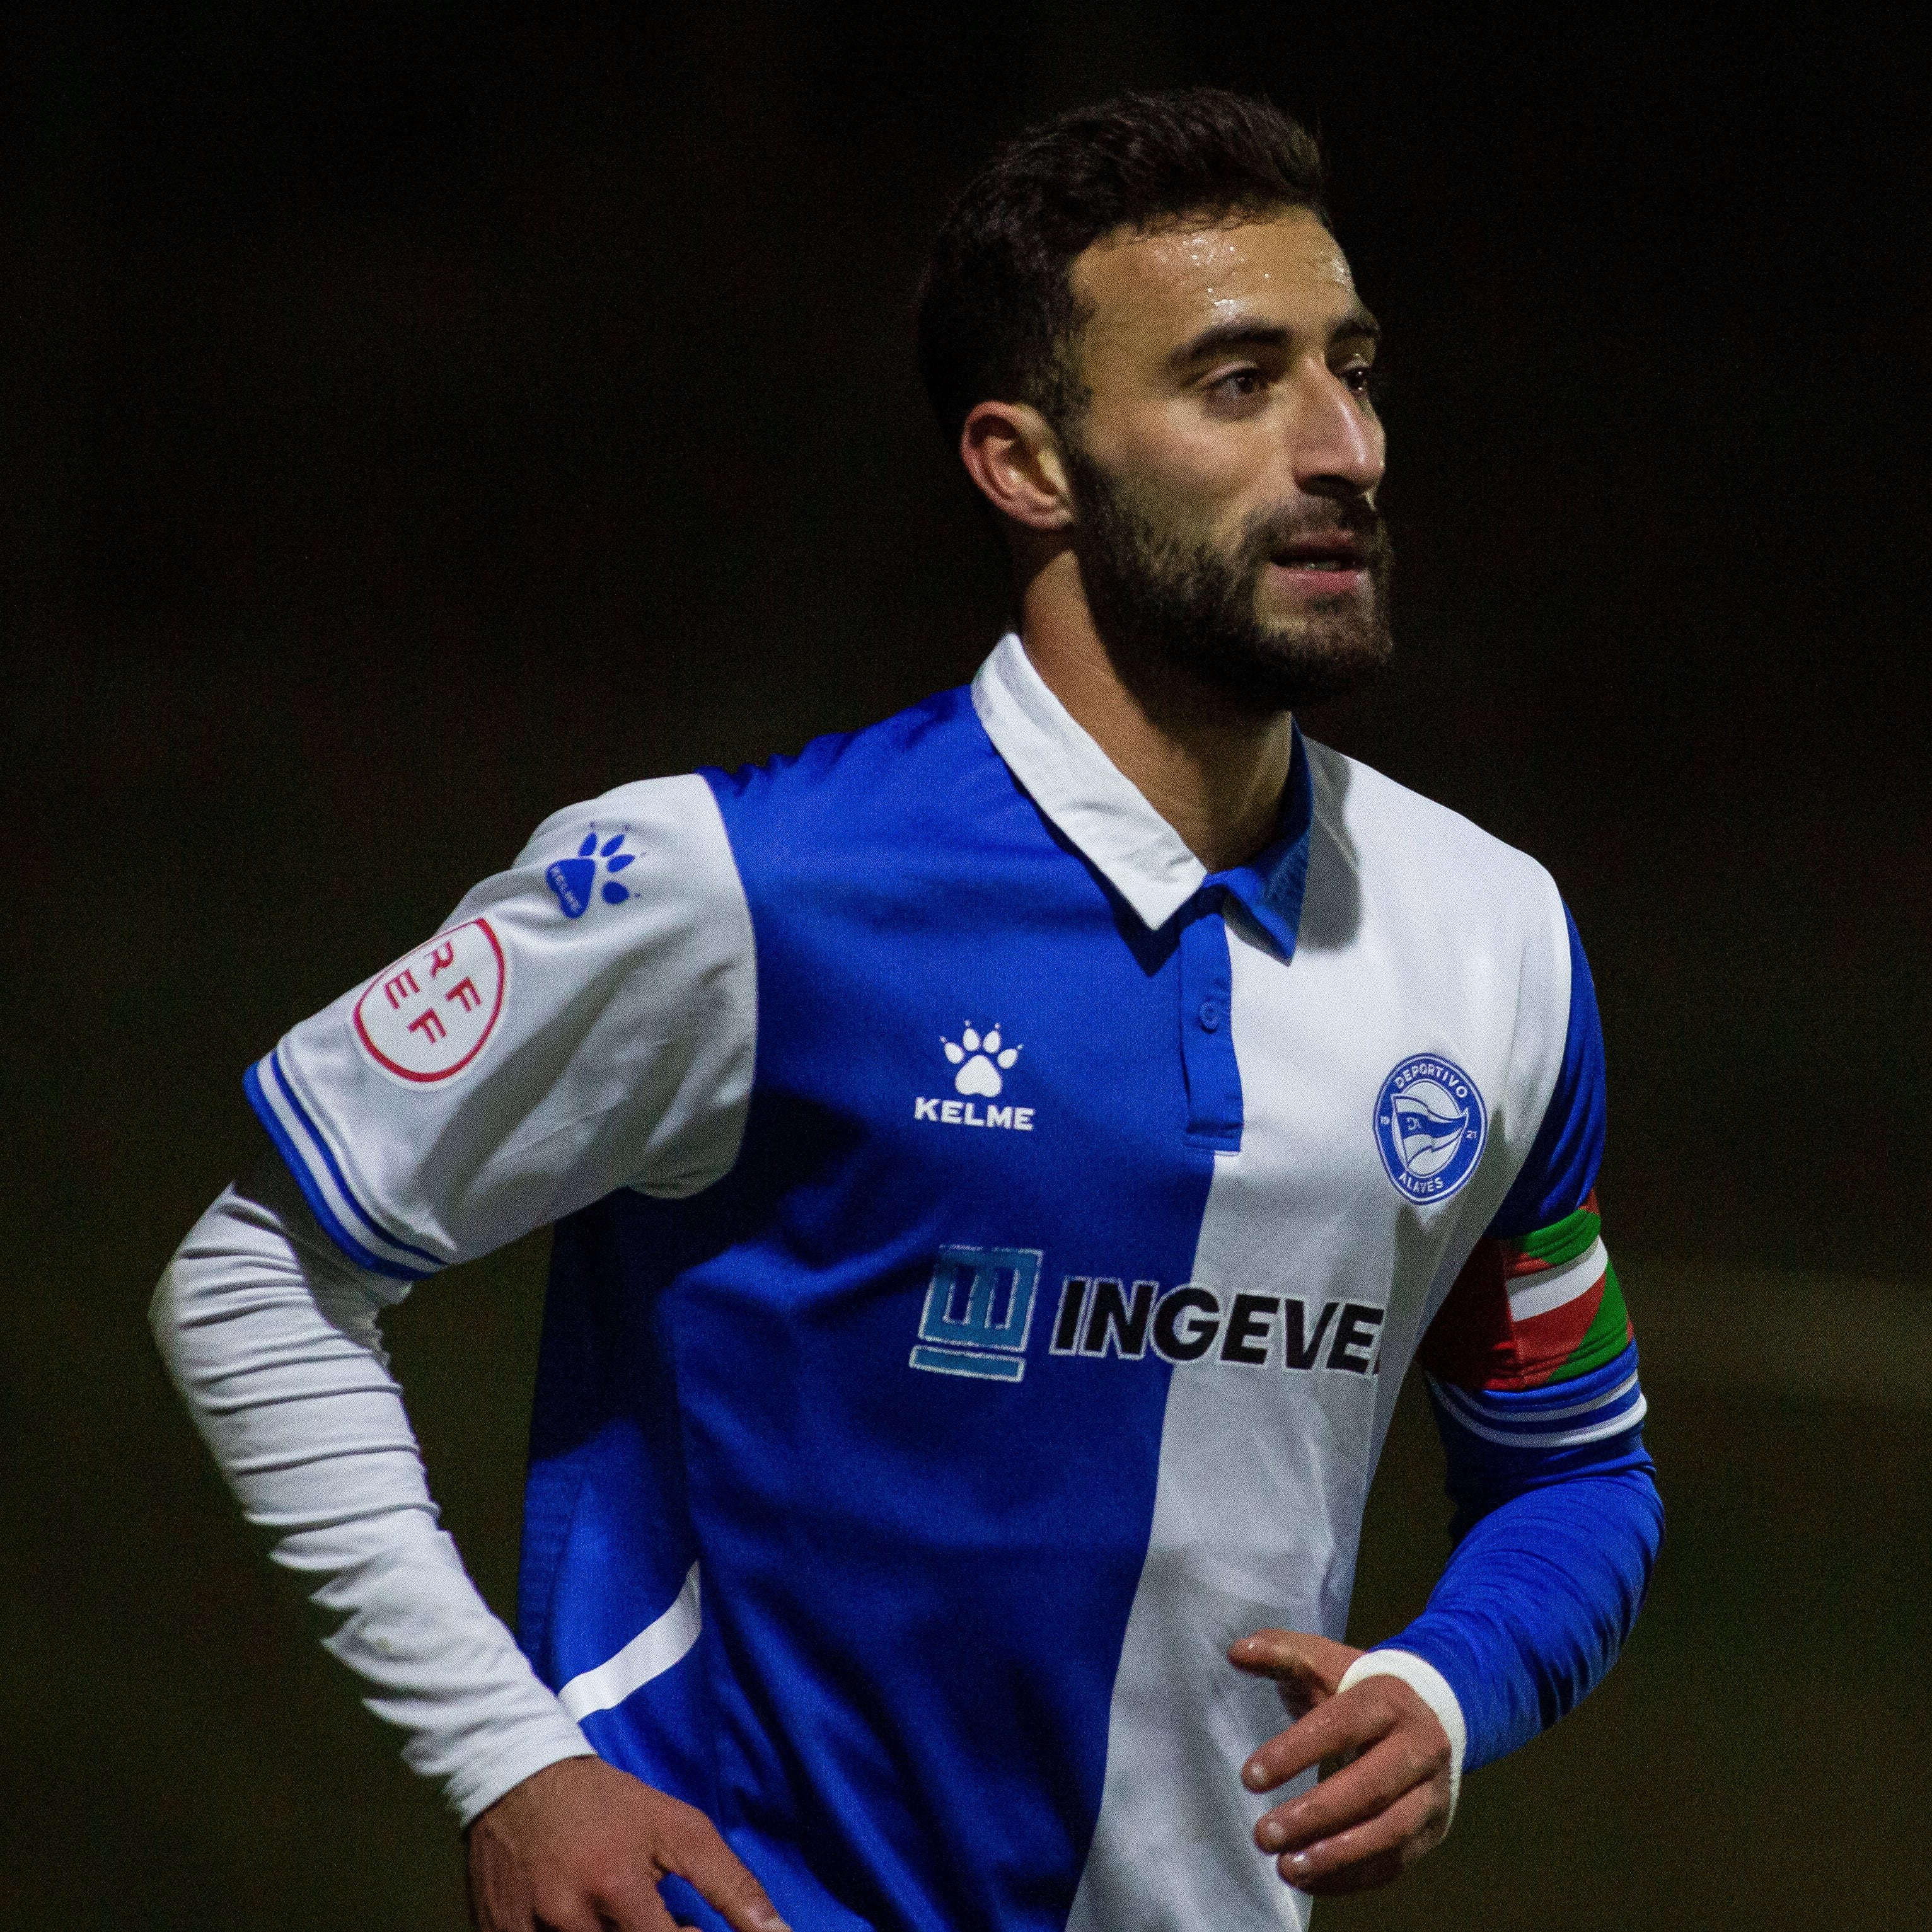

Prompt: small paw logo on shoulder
[545,829,639,919]
[916,1023,1034,1131]
[1374,1055,1487,1202]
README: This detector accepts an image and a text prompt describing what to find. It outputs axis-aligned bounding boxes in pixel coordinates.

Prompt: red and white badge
[354,918,507,1084]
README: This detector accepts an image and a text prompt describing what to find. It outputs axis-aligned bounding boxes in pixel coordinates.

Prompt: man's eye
[1340,361,1380,398]
[1210,367,1266,402]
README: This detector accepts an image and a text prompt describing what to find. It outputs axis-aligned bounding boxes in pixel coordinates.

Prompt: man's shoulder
[702,681,985,812]
[1300,736,1562,926]
[699,681,1038,888]
[509,685,992,900]
[511,769,747,921]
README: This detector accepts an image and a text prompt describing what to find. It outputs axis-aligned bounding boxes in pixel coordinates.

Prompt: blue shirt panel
[521,686,1221,1932]
[1173,720,1315,1148]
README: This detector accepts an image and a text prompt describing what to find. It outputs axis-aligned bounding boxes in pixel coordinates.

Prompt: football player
[155,89,1660,1932]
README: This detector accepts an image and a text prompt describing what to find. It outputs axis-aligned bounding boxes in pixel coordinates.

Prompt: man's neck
[1016,547,1294,876]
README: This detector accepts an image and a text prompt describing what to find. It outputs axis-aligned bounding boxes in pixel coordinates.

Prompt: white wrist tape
[1336,1649,1467,1823]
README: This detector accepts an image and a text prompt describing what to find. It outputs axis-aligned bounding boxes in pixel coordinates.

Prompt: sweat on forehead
[1071,211,1360,350]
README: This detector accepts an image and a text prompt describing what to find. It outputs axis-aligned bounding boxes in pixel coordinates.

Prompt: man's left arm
[1233,907,1663,1894]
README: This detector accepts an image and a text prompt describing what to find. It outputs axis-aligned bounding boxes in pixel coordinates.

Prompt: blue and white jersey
[250,635,1597,1932]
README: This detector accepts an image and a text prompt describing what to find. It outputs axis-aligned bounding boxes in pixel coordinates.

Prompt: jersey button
[1196,998,1223,1032]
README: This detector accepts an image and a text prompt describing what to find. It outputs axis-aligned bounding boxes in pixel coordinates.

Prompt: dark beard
[1063,443,1394,715]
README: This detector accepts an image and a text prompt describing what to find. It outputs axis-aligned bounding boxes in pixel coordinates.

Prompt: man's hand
[1229,1629,1452,1897]
[465,1756,790,1932]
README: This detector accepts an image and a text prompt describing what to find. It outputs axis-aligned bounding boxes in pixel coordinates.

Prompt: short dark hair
[915,88,1328,447]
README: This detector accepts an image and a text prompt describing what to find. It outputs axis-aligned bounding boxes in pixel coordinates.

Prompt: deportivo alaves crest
[1373,1053,1488,1202]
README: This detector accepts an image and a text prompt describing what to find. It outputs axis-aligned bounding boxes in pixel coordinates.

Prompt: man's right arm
[151,1157,596,1822]
[152,773,787,1929]
[154,1161,789,1932]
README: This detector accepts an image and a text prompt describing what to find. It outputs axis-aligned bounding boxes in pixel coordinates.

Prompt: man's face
[1061,207,1391,714]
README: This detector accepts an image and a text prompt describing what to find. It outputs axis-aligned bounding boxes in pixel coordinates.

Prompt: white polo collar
[971,632,1315,954]
[971,632,1209,931]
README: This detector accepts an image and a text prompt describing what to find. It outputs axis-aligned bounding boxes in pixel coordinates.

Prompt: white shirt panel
[1067,740,1571,1929]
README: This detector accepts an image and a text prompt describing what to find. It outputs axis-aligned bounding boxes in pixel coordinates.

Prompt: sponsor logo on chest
[908,1246,1383,1385]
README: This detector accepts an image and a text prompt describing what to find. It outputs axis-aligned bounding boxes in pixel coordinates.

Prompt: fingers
[1238,1674,1453,1899]
[1228,1628,1360,1720]
[551,1901,654,1932]
[1242,1677,1389,1793]
[523,1859,679,1932]
[1270,1777,1448,1896]
[468,1849,616,1932]
[1255,1718,1448,1853]
[569,1883,679,1932]
[462,1758,788,1932]
[657,1808,791,1932]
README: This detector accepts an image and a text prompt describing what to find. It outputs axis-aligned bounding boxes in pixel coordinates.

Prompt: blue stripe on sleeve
[265,1053,443,1267]
[243,1060,434,1282]
[1382,1345,1662,1771]
[1488,906,1605,1239]
[1427,1343,1646,1479]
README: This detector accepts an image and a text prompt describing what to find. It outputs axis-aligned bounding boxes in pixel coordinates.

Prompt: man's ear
[959,401,1076,531]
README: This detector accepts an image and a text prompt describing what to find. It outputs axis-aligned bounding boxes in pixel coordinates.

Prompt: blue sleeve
[1488,905,1605,1238]
[1387,1362,1662,1770]
[1385,905,1662,1771]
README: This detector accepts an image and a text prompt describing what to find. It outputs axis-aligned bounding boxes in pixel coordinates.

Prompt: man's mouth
[1271,536,1367,572]
[1263,533,1374,602]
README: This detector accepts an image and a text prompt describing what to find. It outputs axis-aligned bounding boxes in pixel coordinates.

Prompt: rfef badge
[353,918,507,1084]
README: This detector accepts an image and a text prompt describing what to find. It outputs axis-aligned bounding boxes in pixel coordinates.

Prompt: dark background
[4,6,1927,1928]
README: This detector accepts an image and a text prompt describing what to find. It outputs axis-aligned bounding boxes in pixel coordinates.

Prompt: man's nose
[1290,368,1385,498]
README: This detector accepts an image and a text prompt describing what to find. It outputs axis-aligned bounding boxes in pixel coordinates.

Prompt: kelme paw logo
[545,830,638,920]
[942,1024,1020,1097]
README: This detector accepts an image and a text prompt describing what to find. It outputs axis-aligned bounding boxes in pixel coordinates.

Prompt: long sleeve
[154,774,761,1819]
[150,1158,596,1824]
[1358,905,1662,1774]
[1382,1441,1660,1771]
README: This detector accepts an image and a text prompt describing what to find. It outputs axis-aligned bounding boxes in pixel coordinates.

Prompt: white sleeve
[151,1159,597,1825]
[246,772,758,1279]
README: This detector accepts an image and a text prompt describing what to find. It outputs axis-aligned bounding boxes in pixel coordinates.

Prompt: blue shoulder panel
[1487,906,1606,1238]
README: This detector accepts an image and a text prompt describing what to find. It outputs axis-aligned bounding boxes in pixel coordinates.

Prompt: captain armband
[1420,1193,1645,1454]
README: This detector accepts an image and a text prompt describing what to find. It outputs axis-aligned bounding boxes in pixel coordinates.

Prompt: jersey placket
[1177,889,1243,1151]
